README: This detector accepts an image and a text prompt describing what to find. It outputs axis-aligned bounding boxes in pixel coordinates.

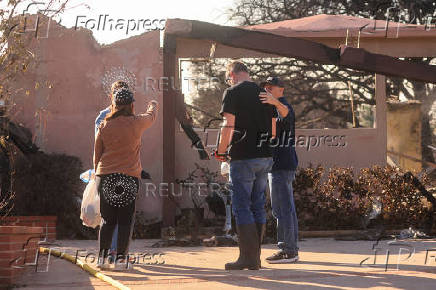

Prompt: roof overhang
[165,18,436,83]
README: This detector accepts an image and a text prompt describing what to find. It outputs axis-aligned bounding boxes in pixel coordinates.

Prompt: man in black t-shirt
[215,61,276,270]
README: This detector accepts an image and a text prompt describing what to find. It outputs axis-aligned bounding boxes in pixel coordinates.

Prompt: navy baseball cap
[260,76,285,88]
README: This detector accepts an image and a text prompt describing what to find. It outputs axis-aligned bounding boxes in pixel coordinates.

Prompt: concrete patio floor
[15,238,436,289]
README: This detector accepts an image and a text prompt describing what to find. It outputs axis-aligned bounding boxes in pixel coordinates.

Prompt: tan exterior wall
[175,128,386,175]
[174,126,387,214]
[387,101,422,172]
[10,20,164,220]
[9,17,391,221]
[174,37,389,182]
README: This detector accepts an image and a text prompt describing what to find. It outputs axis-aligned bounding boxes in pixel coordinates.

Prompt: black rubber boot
[256,223,266,268]
[225,225,245,270]
[225,223,259,270]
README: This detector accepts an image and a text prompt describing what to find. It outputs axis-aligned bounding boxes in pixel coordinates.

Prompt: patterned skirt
[99,173,139,208]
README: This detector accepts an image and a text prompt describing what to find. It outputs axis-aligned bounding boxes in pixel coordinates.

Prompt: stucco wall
[387,101,422,172]
[10,19,163,220]
[175,128,386,175]
[174,38,388,183]
[9,16,390,222]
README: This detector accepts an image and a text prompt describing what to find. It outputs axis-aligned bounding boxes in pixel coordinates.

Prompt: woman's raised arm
[136,100,159,131]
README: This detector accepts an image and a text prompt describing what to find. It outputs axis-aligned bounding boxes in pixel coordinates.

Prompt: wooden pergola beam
[165,19,436,83]
[166,19,340,65]
[339,46,436,83]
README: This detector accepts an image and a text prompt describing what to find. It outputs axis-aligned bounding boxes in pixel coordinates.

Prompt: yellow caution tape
[39,247,130,290]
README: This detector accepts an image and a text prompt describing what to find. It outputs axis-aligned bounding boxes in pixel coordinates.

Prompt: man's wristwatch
[212,150,229,162]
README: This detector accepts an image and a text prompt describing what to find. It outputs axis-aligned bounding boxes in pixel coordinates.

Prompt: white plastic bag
[221,161,230,176]
[80,178,101,228]
[80,169,95,183]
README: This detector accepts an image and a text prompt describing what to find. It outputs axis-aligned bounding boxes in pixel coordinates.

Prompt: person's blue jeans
[268,170,299,254]
[229,157,273,225]
[110,225,118,251]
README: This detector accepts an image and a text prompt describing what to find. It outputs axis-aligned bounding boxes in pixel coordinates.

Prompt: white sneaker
[266,251,299,264]
[114,260,133,271]
[97,258,111,270]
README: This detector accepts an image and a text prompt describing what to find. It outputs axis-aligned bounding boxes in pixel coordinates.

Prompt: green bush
[132,212,161,239]
[11,152,97,239]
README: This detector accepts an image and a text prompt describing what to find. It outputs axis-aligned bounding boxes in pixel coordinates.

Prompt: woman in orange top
[94,88,158,270]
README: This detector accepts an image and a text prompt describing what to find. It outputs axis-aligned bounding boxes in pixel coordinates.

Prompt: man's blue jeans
[229,157,273,225]
[268,170,299,254]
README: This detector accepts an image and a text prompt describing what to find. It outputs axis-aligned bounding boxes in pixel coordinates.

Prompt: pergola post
[162,34,177,227]
[375,74,388,165]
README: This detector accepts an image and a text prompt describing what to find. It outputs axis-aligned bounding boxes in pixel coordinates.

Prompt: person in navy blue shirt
[259,77,300,264]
